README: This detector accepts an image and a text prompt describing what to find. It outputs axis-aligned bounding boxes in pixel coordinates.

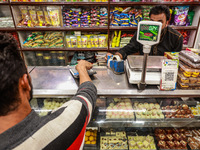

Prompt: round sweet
[109,103,115,107]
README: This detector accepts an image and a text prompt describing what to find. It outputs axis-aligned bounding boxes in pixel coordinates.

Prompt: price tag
[74,31,81,37]
[160,59,179,91]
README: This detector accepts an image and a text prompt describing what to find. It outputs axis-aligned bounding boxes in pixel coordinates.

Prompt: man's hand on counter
[75,60,92,84]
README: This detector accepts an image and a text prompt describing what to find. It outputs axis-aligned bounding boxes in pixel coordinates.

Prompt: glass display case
[29,66,200,150]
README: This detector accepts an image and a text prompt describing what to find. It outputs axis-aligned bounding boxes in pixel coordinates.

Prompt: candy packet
[174,6,189,26]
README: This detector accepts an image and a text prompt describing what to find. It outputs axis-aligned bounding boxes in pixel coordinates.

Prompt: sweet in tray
[106,98,134,119]
[134,102,164,120]
[128,135,156,150]
[84,128,97,145]
[186,129,200,150]
[155,128,188,149]
[38,98,67,116]
[161,104,194,119]
[100,131,128,150]
[190,103,200,117]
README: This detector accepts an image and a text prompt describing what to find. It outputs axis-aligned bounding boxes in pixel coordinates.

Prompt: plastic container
[179,62,200,78]
[178,73,200,85]
[179,50,200,63]
[81,36,88,48]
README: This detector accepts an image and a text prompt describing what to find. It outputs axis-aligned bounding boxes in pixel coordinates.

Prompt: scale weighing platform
[126,55,165,85]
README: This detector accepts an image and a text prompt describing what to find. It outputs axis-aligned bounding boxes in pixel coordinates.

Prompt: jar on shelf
[36,52,44,66]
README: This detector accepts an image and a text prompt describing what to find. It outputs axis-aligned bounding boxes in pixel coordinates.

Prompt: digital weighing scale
[125,21,163,89]
[126,55,165,84]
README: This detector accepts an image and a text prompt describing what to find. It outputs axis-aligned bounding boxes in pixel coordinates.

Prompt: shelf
[109,26,198,31]
[10,2,108,5]
[0,27,15,31]
[0,2,9,5]
[90,119,200,128]
[109,26,137,31]
[21,48,108,51]
[168,25,198,30]
[110,1,200,6]
[65,48,108,51]
[109,47,119,51]
[21,48,66,51]
[16,27,108,31]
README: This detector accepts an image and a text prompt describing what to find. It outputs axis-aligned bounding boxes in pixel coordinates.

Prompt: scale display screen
[138,24,160,42]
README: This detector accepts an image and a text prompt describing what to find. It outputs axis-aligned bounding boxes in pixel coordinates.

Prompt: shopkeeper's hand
[105,52,123,61]
[105,53,113,61]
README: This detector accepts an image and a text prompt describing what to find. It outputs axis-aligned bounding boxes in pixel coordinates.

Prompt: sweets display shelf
[0,1,200,54]
[28,66,200,150]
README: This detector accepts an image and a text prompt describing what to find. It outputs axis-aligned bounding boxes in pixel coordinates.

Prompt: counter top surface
[30,66,200,97]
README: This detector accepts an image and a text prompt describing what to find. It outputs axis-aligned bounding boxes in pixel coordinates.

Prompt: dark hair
[0,32,27,116]
[149,5,170,21]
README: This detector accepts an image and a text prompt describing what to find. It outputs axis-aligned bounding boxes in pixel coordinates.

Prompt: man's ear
[20,74,31,91]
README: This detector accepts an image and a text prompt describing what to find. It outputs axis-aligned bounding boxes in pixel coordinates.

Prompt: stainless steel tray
[127,55,165,72]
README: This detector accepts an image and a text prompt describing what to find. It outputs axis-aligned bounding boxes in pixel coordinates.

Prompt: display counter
[30,66,200,98]
[29,66,200,149]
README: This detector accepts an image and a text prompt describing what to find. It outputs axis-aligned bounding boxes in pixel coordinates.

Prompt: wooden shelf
[21,48,108,51]
[0,2,9,5]
[16,27,108,31]
[109,26,137,30]
[66,48,108,51]
[110,1,200,6]
[21,48,66,51]
[169,25,198,30]
[0,27,15,31]
[10,2,108,5]
[109,47,120,51]
[109,26,197,31]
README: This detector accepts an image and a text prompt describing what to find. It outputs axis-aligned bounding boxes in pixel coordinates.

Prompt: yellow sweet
[183,72,191,77]
[192,74,198,78]
[90,132,94,136]
[193,72,199,76]
[89,136,94,141]
[85,141,90,144]
[86,131,90,137]
[91,141,96,144]
[85,136,88,141]
[185,71,192,75]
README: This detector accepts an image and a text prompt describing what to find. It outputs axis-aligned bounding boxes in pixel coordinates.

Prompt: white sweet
[155,103,160,109]
[109,103,115,107]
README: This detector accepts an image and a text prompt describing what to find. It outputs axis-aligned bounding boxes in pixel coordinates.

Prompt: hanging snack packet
[44,11,51,26]
[174,6,189,26]
[28,6,37,27]
[36,7,45,26]
[47,6,60,27]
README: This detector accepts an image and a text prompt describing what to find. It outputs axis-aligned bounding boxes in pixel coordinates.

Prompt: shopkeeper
[0,33,97,150]
[106,5,183,60]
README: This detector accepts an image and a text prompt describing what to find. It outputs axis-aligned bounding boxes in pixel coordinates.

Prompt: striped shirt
[0,81,97,150]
